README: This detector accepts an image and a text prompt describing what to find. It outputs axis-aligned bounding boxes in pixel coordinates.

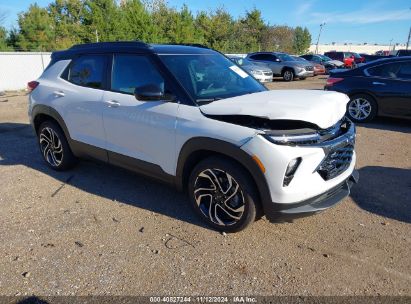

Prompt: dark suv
[324,51,355,68]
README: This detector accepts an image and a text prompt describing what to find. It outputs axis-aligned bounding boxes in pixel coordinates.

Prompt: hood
[328,59,344,67]
[243,64,271,73]
[199,90,349,129]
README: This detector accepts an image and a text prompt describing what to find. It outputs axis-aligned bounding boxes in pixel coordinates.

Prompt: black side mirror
[134,84,175,102]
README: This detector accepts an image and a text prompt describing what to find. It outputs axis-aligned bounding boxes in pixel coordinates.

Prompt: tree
[82,0,122,42]
[293,26,311,54]
[262,25,294,53]
[232,8,266,53]
[48,0,85,49]
[15,4,55,51]
[118,0,155,41]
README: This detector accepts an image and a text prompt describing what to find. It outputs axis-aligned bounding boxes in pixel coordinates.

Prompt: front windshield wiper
[196,97,223,105]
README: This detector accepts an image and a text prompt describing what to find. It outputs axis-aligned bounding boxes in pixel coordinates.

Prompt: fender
[31,104,71,140]
[175,137,273,216]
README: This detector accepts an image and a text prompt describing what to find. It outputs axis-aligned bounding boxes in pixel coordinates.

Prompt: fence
[0,52,51,91]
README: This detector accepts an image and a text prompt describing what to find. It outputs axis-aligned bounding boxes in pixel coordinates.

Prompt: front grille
[317,143,354,180]
[264,71,273,76]
[305,66,314,71]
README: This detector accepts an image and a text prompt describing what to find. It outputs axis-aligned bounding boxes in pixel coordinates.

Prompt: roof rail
[163,43,210,49]
[70,41,151,50]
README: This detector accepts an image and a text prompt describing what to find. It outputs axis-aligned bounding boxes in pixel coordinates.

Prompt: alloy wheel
[39,127,63,167]
[284,70,293,81]
[348,98,372,120]
[194,168,245,226]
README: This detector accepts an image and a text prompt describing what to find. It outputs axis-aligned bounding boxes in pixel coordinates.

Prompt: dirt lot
[0,76,410,297]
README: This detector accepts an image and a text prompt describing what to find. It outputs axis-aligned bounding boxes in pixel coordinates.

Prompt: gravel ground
[0,76,410,297]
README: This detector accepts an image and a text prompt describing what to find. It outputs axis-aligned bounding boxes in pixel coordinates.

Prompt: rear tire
[38,121,77,171]
[347,94,378,123]
[188,156,261,233]
[282,69,294,81]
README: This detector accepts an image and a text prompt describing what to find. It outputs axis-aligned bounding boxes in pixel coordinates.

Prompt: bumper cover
[265,170,359,222]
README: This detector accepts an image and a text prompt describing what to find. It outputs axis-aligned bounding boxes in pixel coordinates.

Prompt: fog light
[283,157,302,186]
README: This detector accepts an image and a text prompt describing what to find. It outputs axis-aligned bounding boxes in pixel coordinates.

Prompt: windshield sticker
[229,65,249,78]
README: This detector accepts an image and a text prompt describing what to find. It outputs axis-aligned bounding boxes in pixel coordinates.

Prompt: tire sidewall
[188,157,259,233]
[347,94,377,123]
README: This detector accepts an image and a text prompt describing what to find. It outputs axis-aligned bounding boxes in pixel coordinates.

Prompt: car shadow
[358,117,411,134]
[0,122,208,230]
[351,166,411,224]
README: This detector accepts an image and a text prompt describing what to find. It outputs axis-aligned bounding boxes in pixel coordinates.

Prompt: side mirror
[134,84,175,102]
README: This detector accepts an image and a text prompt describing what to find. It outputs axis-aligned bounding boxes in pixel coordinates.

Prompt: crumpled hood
[199,90,349,129]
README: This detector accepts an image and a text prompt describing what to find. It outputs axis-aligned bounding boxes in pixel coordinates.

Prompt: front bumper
[296,70,314,78]
[265,170,359,222]
[241,118,357,221]
[254,74,273,83]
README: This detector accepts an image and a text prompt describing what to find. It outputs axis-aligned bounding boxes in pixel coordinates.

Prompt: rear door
[58,54,109,159]
[366,60,411,118]
[101,53,179,175]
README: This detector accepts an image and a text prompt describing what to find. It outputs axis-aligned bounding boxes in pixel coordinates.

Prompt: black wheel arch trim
[175,137,273,216]
[31,104,71,139]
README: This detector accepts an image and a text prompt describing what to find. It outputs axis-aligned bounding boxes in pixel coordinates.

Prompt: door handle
[105,100,121,108]
[53,90,65,97]
[372,81,386,86]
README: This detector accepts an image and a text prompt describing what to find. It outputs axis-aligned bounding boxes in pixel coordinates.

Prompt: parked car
[348,52,365,64]
[324,51,356,68]
[300,54,344,73]
[375,50,390,56]
[325,56,411,122]
[390,49,411,57]
[28,42,358,232]
[359,53,391,63]
[291,55,324,75]
[229,56,273,83]
[246,52,314,81]
[291,55,325,75]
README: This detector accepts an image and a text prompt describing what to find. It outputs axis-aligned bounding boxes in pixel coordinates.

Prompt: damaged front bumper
[265,170,359,222]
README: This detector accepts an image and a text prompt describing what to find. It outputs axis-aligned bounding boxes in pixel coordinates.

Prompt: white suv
[28,42,358,232]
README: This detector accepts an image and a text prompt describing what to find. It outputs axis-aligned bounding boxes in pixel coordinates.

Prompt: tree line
[0,0,312,54]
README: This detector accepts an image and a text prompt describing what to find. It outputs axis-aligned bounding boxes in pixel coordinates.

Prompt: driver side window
[111,54,165,94]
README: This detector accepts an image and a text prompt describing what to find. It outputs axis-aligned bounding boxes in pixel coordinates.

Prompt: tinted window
[111,55,165,94]
[66,55,106,89]
[367,62,411,79]
[250,54,272,61]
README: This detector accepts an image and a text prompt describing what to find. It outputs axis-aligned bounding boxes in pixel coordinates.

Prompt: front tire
[38,121,77,171]
[188,157,260,232]
[347,94,377,122]
[282,69,294,81]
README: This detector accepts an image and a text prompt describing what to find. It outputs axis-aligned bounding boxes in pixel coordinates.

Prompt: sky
[1,0,410,45]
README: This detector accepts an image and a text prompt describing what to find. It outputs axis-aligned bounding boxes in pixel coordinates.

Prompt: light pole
[315,23,326,54]
[406,8,411,50]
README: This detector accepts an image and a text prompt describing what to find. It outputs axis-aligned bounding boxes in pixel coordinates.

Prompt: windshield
[160,54,266,103]
[351,52,362,58]
[276,53,294,61]
[319,55,332,61]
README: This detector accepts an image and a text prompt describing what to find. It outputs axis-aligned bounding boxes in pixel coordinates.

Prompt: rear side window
[367,62,411,79]
[111,54,165,94]
[64,55,106,89]
[250,54,273,61]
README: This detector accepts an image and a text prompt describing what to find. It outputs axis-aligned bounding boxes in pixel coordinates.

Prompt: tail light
[27,81,39,92]
[326,77,344,87]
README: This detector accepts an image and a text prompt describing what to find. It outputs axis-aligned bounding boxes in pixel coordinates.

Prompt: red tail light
[27,81,39,92]
[326,77,344,87]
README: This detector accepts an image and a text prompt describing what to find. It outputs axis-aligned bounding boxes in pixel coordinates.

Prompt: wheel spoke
[199,169,223,192]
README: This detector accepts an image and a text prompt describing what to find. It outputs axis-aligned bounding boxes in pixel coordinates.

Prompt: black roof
[51,41,215,60]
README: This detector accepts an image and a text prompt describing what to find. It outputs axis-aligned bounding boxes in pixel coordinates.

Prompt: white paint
[0,52,51,91]
[199,89,349,129]
[309,44,395,55]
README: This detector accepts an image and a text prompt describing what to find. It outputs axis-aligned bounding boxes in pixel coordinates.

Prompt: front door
[102,54,179,175]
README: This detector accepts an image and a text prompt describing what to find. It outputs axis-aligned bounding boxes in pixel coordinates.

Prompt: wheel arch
[175,137,272,215]
[32,105,71,140]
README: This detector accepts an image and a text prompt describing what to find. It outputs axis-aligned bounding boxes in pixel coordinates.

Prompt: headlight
[263,133,321,146]
[250,70,263,76]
